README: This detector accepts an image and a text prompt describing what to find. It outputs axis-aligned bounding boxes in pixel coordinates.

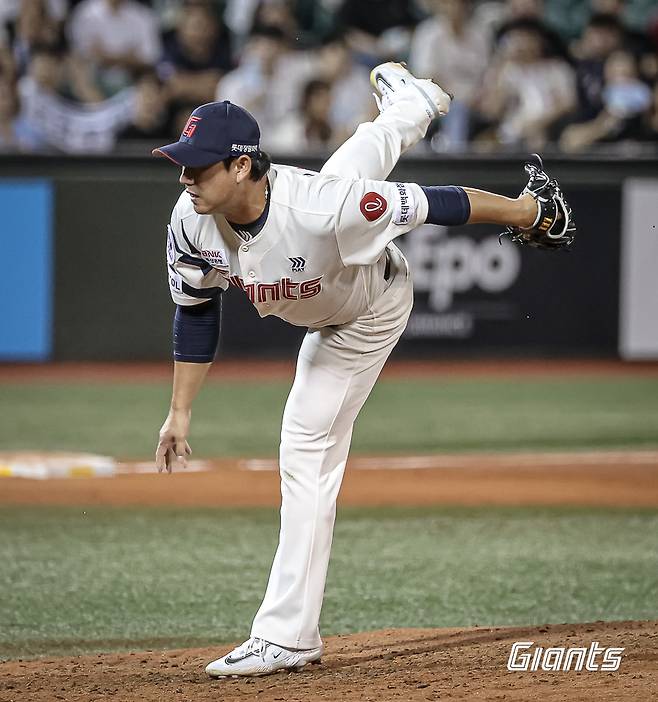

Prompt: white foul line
[241,450,658,472]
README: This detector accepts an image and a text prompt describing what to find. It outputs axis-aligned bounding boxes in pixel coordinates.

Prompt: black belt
[383,250,391,281]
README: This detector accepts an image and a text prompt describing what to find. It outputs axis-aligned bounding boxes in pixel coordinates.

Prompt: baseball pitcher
[152,62,576,678]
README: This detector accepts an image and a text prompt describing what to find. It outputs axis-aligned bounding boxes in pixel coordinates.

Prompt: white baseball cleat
[205,637,324,678]
[370,61,452,119]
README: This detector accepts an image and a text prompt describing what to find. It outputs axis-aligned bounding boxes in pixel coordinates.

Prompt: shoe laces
[244,637,270,659]
[374,82,395,111]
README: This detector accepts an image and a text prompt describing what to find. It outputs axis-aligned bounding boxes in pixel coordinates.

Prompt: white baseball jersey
[163,91,436,651]
[166,164,429,328]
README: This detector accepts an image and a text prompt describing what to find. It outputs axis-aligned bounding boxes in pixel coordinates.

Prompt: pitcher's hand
[156,408,192,473]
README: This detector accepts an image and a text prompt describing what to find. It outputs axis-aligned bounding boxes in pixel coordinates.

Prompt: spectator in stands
[473,0,545,39]
[0,74,45,151]
[315,34,374,144]
[265,33,373,152]
[223,0,262,47]
[251,0,301,43]
[3,0,657,154]
[640,80,658,143]
[268,78,334,151]
[2,0,104,105]
[7,0,64,76]
[0,0,67,46]
[116,70,171,142]
[16,44,66,146]
[68,0,162,96]
[589,0,656,59]
[476,19,576,150]
[151,0,186,32]
[20,43,64,100]
[493,0,569,60]
[159,1,233,107]
[337,0,423,66]
[544,0,658,45]
[15,37,107,106]
[409,0,489,150]
[215,24,315,142]
[298,78,334,149]
[569,13,626,122]
[291,0,341,47]
[502,0,544,20]
[602,49,652,117]
[0,43,16,82]
[646,8,658,83]
[18,44,134,152]
[560,49,652,151]
[649,4,658,46]
[224,0,337,49]
[592,0,657,32]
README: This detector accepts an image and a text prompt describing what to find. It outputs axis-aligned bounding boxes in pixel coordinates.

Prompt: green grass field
[2,376,658,457]
[2,375,657,661]
[1,505,657,660]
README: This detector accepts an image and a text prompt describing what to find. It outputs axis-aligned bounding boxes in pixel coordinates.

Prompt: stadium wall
[1,154,656,361]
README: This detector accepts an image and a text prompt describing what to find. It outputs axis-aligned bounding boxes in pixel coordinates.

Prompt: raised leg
[320,96,432,181]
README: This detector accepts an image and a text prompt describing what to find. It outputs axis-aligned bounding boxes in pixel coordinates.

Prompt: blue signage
[0,180,53,360]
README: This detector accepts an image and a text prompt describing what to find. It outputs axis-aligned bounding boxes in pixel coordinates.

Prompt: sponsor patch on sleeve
[360,191,388,222]
[168,271,183,294]
[392,182,417,226]
[166,225,176,265]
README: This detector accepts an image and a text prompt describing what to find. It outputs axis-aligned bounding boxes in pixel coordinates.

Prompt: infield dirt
[2,450,658,507]
[1,620,656,701]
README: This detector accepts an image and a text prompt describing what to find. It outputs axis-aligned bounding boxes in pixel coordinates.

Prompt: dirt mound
[2,620,656,702]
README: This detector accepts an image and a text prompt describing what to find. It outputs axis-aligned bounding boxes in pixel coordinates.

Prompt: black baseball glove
[501,154,576,251]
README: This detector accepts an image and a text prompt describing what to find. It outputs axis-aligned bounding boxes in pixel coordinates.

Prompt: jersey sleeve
[166,205,228,306]
[334,179,429,266]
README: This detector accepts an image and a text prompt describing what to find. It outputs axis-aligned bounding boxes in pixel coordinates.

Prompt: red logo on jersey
[229,275,323,304]
[182,115,201,139]
[360,192,387,222]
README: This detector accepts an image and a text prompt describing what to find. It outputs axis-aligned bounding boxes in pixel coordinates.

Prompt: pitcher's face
[179,161,239,215]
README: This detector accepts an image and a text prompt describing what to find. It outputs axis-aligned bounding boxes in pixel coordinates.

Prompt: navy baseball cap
[152,101,261,168]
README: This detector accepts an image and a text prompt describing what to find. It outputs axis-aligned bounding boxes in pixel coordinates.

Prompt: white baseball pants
[250,97,432,649]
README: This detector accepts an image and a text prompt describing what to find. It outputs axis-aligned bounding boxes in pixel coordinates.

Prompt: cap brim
[152,142,227,168]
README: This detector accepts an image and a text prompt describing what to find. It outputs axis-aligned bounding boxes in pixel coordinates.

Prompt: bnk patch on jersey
[360,192,387,222]
[200,248,228,269]
[392,182,416,226]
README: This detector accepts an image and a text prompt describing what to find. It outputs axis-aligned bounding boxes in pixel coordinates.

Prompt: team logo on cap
[182,115,201,139]
[360,192,387,222]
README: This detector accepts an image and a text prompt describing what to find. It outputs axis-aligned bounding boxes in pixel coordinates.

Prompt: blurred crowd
[1,0,658,155]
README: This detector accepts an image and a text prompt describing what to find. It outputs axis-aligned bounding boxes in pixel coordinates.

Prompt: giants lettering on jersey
[229,275,323,303]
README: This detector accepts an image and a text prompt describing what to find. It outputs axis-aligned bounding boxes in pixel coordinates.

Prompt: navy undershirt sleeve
[421,185,471,226]
[173,297,221,363]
